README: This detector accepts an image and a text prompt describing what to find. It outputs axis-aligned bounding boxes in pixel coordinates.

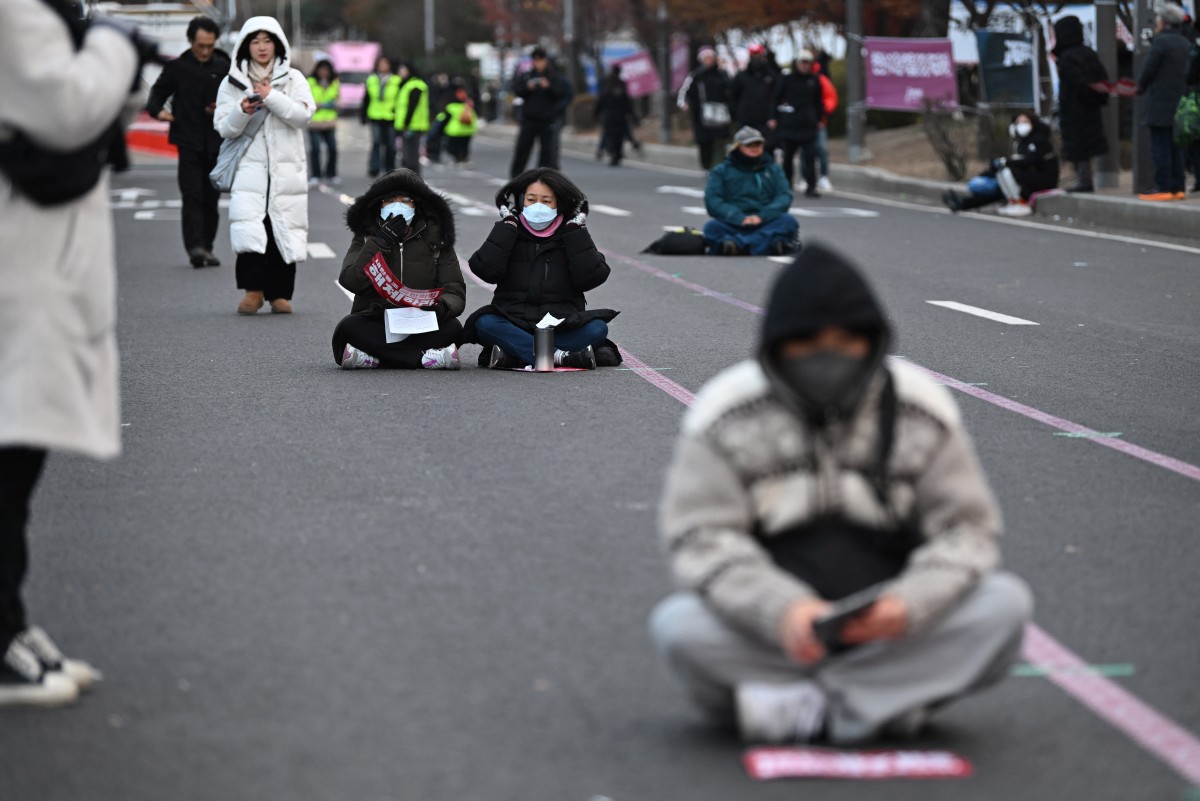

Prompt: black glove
[373,215,408,250]
[564,199,589,229]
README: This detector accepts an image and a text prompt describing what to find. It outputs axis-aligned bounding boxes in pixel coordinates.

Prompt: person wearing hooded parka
[213,16,314,315]
[465,168,620,370]
[334,169,466,370]
[649,242,1033,746]
[1051,16,1110,193]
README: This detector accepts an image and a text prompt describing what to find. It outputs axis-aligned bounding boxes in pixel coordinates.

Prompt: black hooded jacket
[731,59,778,131]
[464,179,617,337]
[758,242,892,418]
[339,170,466,320]
[145,47,233,154]
[1052,17,1109,162]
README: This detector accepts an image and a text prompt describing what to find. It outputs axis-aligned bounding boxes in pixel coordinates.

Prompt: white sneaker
[17,626,99,692]
[421,344,461,370]
[997,202,1032,217]
[308,177,320,189]
[817,176,833,192]
[796,180,809,193]
[340,344,380,369]
[736,681,827,744]
[0,639,79,708]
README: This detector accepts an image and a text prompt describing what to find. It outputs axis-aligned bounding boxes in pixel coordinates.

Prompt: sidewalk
[476,121,1200,243]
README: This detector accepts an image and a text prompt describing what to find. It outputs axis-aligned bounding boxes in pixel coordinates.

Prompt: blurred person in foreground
[649,242,1033,745]
[0,0,147,707]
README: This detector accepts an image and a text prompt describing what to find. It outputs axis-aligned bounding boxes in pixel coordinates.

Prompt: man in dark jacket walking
[1052,16,1109,192]
[145,16,230,267]
[731,44,778,150]
[509,47,566,178]
[769,51,825,197]
[1137,3,1192,200]
[680,47,733,171]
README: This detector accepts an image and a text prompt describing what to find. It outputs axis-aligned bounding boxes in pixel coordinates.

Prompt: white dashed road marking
[927,300,1040,326]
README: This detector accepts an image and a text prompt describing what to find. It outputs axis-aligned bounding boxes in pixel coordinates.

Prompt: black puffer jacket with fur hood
[339,169,466,320]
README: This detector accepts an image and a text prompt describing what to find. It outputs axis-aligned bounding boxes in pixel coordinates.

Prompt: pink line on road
[617,347,695,406]
[608,249,1200,485]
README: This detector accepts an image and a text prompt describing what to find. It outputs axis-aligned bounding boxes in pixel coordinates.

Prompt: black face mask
[776,350,872,423]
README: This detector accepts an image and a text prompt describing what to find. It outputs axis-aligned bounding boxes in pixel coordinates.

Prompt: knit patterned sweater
[659,357,1003,645]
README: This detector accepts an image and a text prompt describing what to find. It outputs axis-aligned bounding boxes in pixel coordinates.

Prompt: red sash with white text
[364,251,443,307]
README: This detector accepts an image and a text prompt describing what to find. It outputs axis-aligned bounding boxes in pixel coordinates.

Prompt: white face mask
[1011,122,1033,138]
[521,202,557,230]
[381,201,414,224]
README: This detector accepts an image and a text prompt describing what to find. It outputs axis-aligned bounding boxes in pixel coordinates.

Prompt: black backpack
[642,226,708,255]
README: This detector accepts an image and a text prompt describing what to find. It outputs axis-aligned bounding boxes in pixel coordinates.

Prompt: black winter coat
[1138,27,1191,127]
[465,220,617,338]
[145,48,232,154]
[595,83,636,136]
[684,66,733,143]
[514,68,565,123]
[1053,18,1109,162]
[1002,121,1060,198]
[340,170,466,321]
[730,61,778,130]
[770,70,824,143]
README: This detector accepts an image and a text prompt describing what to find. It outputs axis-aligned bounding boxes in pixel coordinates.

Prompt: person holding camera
[649,242,1032,745]
[0,0,147,707]
[509,47,566,178]
[213,16,313,315]
[333,169,465,370]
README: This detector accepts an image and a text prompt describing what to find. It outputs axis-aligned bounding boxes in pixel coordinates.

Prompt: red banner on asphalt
[744,747,973,780]
[364,252,443,307]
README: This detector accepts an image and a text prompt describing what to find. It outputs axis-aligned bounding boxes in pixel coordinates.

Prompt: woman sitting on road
[942,112,1059,217]
[213,16,314,315]
[465,168,621,370]
[334,169,465,370]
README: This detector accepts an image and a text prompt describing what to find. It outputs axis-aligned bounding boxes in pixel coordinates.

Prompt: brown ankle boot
[237,290,264,315]
[270,298,293,314]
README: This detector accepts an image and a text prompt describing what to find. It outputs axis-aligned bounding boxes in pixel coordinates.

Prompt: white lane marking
[307,242,337,259]
[111,187,155,202]
[769,255,792,264]
[833,189,1200,257]
[682,206,707,215]
[134,209,179,221]
[333,280,355,301]
[591,204,632,217]
[790,207,880,218]
[927,300,1040,325]
[459,207,491,216]
[657,185,706,198]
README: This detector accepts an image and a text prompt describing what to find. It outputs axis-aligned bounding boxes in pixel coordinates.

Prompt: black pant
[178,147,221,255]
[445,136,471,163]
[0,448,46,647]
[368,120,396,176]
[308,128,338,179]
[781,137,818,189]
[1149,125,1185,193]
[510,119,555,178]
[399,130,422,175]
[332,314,462,369]
[235,218,295,301]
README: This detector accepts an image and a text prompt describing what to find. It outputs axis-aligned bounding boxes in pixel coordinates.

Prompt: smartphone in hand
[811,585,884,652]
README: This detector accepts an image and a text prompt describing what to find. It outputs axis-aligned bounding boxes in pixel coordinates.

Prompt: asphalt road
[2,128,1198,800]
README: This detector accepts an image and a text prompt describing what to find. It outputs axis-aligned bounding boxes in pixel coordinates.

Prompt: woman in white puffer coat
[214,16,313,315]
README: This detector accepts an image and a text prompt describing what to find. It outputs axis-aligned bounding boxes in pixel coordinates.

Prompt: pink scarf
[520,215,563,237]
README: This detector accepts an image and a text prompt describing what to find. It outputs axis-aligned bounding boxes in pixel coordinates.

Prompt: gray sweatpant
[648,572,1033,744]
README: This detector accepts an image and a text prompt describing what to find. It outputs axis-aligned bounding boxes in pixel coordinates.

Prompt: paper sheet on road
[384,307,439,345]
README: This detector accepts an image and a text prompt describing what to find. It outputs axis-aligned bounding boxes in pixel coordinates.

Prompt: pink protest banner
[864,38,959,112]
[612,51,661,98]
[744,747,974,780]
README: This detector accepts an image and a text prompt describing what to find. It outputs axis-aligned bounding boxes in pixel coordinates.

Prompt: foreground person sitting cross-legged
[648,242,1033,745]
[333,169,465,370]
[464,168,620,370]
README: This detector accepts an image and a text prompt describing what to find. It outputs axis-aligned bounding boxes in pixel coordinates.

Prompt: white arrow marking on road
[657,185,706,198]
[111,187,156,202]
[307,242,337,259]
[927,301,1039,326]
[590,204,632,217]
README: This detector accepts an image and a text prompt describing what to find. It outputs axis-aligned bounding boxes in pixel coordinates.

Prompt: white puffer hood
[230,16,292,84]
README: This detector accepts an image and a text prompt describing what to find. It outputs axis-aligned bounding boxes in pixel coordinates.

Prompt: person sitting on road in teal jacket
[703,126,799,256]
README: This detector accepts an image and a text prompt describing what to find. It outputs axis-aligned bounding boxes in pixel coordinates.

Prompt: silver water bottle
[534,327,555,372]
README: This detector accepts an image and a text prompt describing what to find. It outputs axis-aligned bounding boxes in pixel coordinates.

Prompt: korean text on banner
[864,38,959,112]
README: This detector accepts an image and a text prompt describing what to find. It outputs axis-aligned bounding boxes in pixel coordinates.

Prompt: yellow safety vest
[438,101,477,137]
[365,73,400,121]
[308,78,340,124]
[394,77,430,132]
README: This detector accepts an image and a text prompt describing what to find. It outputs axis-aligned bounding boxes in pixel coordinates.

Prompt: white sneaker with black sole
[736,680,828,744]
[340,344,380,369]
[554,345,597,369]
[17,626,99,692]
[0,638,79,708]
[817,176,834,193]
[421,344,461,370]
